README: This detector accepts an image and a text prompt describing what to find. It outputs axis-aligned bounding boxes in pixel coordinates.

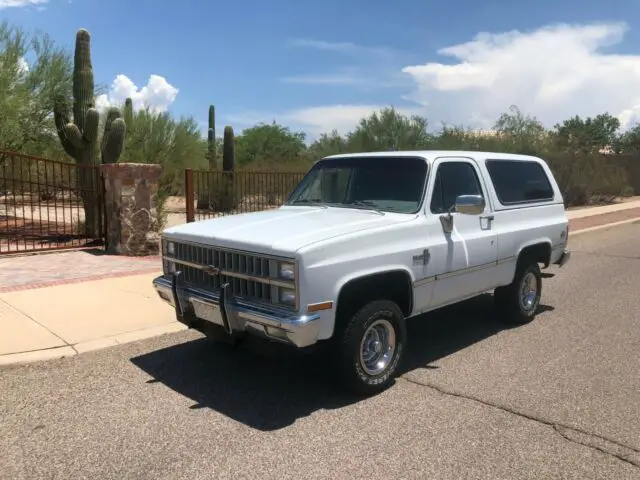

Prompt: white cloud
[284,39,407,89]
[288,39,396,58]
[17,57,29,74]
[229,22,640,139]
[281,73,368,86]
[280,70,411,89]
[0,0,47,8]
[401,22,640,130]
[95,74,179,113]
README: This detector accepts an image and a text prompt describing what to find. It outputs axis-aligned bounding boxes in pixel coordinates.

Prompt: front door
[425,157,498,309]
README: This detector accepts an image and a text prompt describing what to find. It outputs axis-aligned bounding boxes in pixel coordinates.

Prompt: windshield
[286,156,428,214]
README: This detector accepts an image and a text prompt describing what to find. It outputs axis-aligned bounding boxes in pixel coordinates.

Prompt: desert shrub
[546,152,629,206]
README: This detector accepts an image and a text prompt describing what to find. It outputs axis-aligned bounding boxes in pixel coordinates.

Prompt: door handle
[481,215,495,221]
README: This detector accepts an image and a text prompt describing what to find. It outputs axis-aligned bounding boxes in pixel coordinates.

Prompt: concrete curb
[0,322,187,366]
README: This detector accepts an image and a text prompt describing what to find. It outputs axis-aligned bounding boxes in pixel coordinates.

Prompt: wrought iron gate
[0,150,106,255]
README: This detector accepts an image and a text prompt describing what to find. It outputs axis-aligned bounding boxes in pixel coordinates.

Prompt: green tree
[120,106,206,194]
[307,130,349,160]
[234,122,307,166]
[0,21,72,155]
[553,113,620,154]
[347,107,431,151]
[493,105,549,154]
[616,123,640,154]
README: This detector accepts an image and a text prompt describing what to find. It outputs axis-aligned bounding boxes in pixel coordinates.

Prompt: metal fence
[0,150,105,255]
[184,169,306,222]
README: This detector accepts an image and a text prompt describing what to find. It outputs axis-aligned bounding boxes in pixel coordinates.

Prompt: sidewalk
[0,272,186,365]
[1,201,640,366]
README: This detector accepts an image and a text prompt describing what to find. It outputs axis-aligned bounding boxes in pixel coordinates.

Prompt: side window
[430,162,483,214]
[485,160,554,204]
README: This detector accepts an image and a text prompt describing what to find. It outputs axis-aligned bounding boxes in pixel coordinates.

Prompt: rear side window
[485,159,554,205]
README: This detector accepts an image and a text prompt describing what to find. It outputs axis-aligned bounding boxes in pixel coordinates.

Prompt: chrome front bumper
[152,274,321,348]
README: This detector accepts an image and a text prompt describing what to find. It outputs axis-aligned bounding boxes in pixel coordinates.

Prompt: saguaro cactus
[197,104,217,209]
[220,125,236,212]
[123,97,134,129]
[54,28,126,236]
[222,125,235,172]
[54,29,126,166]
[207,105,216,170]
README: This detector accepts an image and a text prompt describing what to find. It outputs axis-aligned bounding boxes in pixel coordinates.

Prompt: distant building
[467,129,500,138]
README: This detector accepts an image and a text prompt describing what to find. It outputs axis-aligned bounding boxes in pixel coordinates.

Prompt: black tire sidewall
[337,300,407,393]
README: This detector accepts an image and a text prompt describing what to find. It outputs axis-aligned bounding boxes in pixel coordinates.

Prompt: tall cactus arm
[60,107,100,149]
[207,128,215,150]
[53,97,76,157]
[101,107,122,156]
[123,98,133,127]
[84,108,99,143]
[207,104,216,169]
[61,124,85,149]
[71,29,95,135]
[101,117,126,164]
[222,125,235,172]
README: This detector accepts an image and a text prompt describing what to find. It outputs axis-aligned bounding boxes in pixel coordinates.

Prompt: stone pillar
[101,163,162,256]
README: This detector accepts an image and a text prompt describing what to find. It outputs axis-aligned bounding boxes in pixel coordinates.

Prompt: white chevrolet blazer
[154,150,571,395]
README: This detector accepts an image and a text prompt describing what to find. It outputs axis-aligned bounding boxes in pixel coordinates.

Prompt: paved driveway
[1,223,639,479]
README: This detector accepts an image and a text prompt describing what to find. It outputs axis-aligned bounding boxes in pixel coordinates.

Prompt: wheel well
[334,270,413,334]
[518,242,552,268]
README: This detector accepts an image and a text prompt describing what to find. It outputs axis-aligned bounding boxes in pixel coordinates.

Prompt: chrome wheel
[519,271,538,312]
[359,319,396,376]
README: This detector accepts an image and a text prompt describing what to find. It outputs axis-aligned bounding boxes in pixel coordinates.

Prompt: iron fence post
[185,169,195,223]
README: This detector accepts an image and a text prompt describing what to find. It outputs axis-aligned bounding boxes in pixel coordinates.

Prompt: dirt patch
[0,214,99,253]
[163,196,187,213]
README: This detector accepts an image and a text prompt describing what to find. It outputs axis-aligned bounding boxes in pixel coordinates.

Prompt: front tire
[333,300,407,396]
[494,260,542,325]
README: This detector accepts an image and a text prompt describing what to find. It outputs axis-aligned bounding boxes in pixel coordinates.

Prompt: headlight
[279,288,296,306]
[165,241,175,255]
[278,262,295,280]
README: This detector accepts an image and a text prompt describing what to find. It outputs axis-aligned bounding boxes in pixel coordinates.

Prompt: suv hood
[162,205,415,256]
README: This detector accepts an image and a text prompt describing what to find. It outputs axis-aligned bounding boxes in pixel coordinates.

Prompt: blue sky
[4,0,640,139]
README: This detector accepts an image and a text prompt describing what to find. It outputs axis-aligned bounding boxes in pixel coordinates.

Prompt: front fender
[332,265,416,302]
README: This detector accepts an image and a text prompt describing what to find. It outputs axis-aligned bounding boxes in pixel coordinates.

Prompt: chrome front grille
[163,240,293,306]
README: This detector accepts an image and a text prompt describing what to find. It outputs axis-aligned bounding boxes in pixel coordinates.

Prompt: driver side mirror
[439,194,485,234]
[455,194,485,215]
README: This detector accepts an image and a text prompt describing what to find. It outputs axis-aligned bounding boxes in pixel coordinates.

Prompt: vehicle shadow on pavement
[399,294,553,375]
[130,294,554,432]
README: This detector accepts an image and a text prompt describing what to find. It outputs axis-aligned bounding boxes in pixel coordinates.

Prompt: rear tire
[494,260,542,326]
[332,300,407,396]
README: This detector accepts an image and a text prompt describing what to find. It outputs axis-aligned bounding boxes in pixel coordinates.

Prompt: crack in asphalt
[401,376,640,469]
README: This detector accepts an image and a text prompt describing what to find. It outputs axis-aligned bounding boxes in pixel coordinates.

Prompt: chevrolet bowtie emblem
[203,265,220,275]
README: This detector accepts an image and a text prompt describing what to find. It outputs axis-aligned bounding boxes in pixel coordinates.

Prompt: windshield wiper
[347,200,384,215]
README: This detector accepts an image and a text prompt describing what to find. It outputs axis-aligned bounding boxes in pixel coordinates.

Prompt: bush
[545,153,629,206]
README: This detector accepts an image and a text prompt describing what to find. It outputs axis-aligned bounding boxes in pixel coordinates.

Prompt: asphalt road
[1,223,639,480]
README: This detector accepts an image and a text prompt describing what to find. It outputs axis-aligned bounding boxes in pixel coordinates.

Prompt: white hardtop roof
[322,150,542,163]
